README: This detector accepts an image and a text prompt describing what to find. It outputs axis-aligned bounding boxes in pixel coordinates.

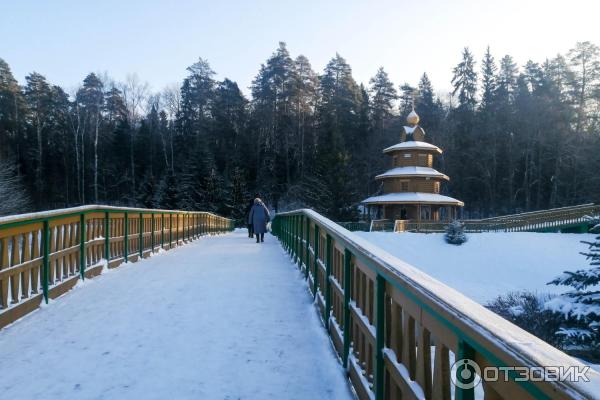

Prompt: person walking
[248,198,270,243]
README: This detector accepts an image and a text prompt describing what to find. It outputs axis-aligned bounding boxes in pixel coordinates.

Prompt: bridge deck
[0,231,352,400]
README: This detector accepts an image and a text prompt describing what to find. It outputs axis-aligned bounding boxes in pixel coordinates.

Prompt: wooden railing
[0,205,234,329]
[370,219,396,232]
[272,209,600,400]
[337,221,371,232]
[394,203,600,233]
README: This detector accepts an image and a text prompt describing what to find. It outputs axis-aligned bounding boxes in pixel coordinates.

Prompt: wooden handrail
[273,209,600,400]
[0,205,234,329]
[393,204,600,232]
[481,203,597,222]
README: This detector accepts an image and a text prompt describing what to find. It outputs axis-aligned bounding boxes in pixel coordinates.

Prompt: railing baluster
[343,248,352,369]
[313,225,319,298]
[324,234,332,327]
[124,212,129,262]
[305,218,310,279]
[42,220,50,304]
[375,274,385,400]
[105,212,110,264]
[79,213,86,279]
[151,213,155,253]
[138,212,143,257]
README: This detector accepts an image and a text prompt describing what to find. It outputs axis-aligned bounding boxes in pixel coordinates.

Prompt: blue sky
[1,0,598,97]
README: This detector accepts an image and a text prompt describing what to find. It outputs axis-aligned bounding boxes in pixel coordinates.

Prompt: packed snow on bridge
[0,231,353,400]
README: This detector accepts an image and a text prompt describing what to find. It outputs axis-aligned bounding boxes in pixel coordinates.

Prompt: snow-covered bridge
[1,206,600,400]
[0,229,352,399]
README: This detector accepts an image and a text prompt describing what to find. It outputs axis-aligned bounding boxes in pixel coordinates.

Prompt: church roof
[375,166,449,180]
[383,140,442,154]
[362,192,464,206]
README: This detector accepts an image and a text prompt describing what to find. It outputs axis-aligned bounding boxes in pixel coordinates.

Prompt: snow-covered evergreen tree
[445,220,467,245]
[546,226,600,351]
[226,166,251,220]
[487,291,564,348]
[0,158,31,215]
[154,172,179,210]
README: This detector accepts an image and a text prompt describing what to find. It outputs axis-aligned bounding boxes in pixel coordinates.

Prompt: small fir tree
[445,220,467,245]
[546,226,600,353]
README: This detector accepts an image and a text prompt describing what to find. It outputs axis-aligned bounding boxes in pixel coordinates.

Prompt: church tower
[362,110,463,221]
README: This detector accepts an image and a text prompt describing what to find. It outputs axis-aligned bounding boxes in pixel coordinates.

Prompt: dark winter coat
[249,203,270,234]
[244,200,255,226]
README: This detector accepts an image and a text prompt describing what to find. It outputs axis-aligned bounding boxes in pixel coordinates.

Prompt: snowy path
[0,231,353,400]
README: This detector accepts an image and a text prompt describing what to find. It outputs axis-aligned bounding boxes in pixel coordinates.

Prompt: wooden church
[362,110,464,221]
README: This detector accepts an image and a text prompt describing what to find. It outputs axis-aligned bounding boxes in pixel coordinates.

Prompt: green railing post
[293,216,297,258]
[296,215,302,267]
[161,213,165,250]
[288,217,292,253]
[79,213,86,280]
[139,212,143,257]
[299,215,304,269]
[124,212,129,262]
[284,217,288,250]
[324,234,332,327]
[287,216,291,253]
[176,213,179,245]
[284,217,288,251]
[42,220,50,304]
[375,274,385,400]
[305,217,310,279]
[343,248,353,369]
[456,340,476,400]
[104,211,110,264]
[285,217,289,251]
[282,217,286,249]
[313,225,319,298]
[294,215,299,262]
[169,213,173,248]
[151,213,155,253]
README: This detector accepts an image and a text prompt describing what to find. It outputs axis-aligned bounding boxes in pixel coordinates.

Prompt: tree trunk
[94,115,99,203]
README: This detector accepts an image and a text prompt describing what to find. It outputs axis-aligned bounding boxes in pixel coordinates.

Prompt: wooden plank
[0,222,44,238]
[415,326,432,399]
[402,314,416,380]
[48,275,79,299]
[384,351,422,400]
[349,357,375,400]
[0,293,43,330]
[432,343,451,400]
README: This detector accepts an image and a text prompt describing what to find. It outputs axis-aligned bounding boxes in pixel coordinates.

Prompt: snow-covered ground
[0,231,353,400]
[354,231,597,305]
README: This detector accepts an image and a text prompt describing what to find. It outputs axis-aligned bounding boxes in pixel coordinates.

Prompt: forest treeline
[0,41,599,220]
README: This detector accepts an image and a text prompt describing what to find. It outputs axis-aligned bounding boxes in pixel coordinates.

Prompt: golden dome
[406,109,420,125]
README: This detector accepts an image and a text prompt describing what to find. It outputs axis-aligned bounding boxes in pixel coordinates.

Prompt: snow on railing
[0,205,234,329]
[273,209,600,400]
